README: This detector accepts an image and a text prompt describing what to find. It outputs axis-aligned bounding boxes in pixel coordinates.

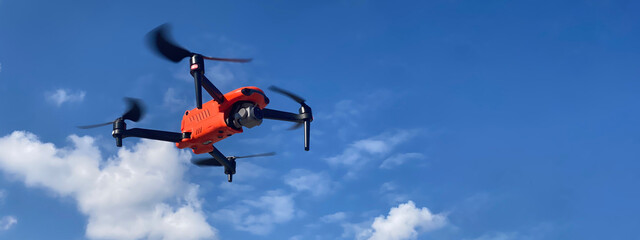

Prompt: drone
[80,24,313,182]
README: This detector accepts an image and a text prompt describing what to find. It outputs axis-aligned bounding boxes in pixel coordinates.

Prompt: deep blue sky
[0,1,639,239]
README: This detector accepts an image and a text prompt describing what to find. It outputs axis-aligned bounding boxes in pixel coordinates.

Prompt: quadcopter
[80,24,313,182]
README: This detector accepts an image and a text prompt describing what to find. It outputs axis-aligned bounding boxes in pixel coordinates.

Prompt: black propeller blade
[77,98,146,129]
[191,152,276,167]
[191,158,223,167]
[234,152,276,159]
[203,56,252,63]
[148,24,252,63]
[121,98,144,122]
[148,24,193,63]
[77,122,113,129]
[267,86,312,151]
[288,122,304,130]
[269,85,309,130]
[269,86,306,104]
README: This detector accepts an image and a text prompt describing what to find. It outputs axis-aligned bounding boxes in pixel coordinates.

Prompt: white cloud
[325,130,418,176]
[471,232,520,240]
[235,161,275,180]
[0,189,13,232]
[289,235,304,240]
[0,131,216,240]
[320,212,347,223]
[377,182,409,204]
[342,221,374,240]
[323,99,362,127]
[212,190,295,235]
[46,89,86,106]
[468,223,554,240]
[173,68,193,83]
[354,201,446,240]
[206,64,235,88]
[379,182,397,193]
[379,153,425,169]
[0,216,17,231]
[163,87,190,112]
[321,90,393,124]
[0,189,5,203]
[284,169,335,197]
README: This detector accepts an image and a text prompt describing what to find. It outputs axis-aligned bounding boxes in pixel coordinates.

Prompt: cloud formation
[163,87,190,112]
[212,190,295,235]
[379,153,425,169]
[0,131,215,240]
[356,201,446,240]
[206,64,236,88]
[284,169,336,197]
[471,232,520,240]
[325,130,418,177]
[320,212,347,223]
[0,216,17,231]
[0,189,15,232]
[46,89,86,106]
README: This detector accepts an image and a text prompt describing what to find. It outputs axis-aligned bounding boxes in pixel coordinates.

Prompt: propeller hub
[112,119,126,147]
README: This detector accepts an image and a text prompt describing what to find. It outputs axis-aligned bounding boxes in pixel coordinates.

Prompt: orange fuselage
[176,87,268,154]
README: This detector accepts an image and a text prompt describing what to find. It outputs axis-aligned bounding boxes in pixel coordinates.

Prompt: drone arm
[191,71,204,109]
[262,108,312,151]
[190,55,227,108]
[209,147,236,182]
[116,128,188,145]
[200,73,227,104]
[262,108,305,122]
[304,120,310,151]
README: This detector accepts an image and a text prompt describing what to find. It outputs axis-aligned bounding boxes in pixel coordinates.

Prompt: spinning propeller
[192,152,276,182]
[191,152,276,167]
[267,86,313,151]
[78,98,145,129]
[269,86,309,130]
[148,24,251,109]
[148,24,252,63]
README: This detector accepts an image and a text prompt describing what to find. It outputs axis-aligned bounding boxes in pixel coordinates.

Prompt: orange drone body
[176,86,268,154]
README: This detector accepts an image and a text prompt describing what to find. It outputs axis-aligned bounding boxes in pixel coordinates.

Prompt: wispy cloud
[471,232,520,240]
[0,131,215,240]
[206,63,236,89]
[379,182,397,193]
[466,223,554,240]
[378,182,409,204]
[380,152,426,169]
[212,190,295,235]
[0,189,5,203]
[321,90,393,124]
[325,129,419,177]
[320,212,347,223]
[316,90,395,141]
[46,89,86,107]
[350,201,447,240]
[284,169,336,197]
[0,189,15,232]
[0,216,17,231]
[163,87,190,112]
[0,189,14,232]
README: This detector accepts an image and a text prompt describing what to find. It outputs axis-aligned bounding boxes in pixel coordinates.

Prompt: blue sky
[0,0,639,239]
